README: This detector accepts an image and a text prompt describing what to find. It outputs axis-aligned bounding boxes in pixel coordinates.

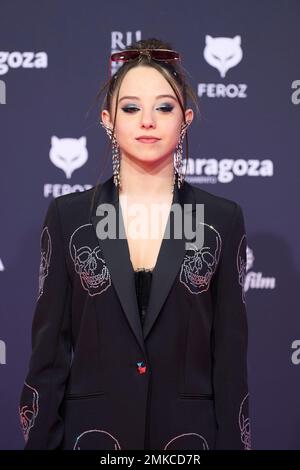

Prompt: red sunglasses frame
[109,49,182,78]
[110,48,181,65]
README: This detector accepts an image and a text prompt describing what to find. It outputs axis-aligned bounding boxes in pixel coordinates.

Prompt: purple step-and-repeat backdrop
[0,0,299,450]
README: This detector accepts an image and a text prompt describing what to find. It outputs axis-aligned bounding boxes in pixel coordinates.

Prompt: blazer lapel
[90,176,146,355]
[90,175,196,349]
[142,179,195,339]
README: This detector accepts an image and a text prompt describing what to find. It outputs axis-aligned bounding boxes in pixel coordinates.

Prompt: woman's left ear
[185,108,194,125]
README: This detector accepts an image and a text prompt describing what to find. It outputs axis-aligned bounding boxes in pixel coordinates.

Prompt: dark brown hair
[87,37,200,214]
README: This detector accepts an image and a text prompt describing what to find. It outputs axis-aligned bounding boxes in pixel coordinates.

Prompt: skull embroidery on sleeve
[237,234,247,304]
[19,382,39,442]
[37,226,52,300]
[239,393,251,450]
[180,223,222,294]
[69,224,111,296]
[73,429,121,450]
[164,432,209,450]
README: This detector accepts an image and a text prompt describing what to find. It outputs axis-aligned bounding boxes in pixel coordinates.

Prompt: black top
[134,268,153,325]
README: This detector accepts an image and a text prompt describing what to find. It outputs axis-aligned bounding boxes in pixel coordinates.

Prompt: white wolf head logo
[203,35,243,78]
[49,136,88,179]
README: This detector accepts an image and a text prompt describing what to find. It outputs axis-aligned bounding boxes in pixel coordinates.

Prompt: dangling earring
[174,120,191,188]
[100,121,121,188]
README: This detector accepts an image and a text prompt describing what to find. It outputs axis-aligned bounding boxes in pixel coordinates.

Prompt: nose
[140,109,156,129]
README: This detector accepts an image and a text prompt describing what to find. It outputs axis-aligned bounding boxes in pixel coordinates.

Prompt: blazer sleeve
[212,203,251,450]
[19,198,72,449]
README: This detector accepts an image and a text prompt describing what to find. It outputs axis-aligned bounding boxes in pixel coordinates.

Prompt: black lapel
[142,178,195,339]
[90,175,196,350]
[90,175,146,355]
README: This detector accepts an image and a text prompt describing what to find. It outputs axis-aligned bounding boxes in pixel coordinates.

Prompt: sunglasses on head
[110,48,181,64]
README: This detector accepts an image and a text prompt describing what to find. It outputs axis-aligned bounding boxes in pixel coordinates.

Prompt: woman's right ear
[101,109,112,130]
[100,111,114,140]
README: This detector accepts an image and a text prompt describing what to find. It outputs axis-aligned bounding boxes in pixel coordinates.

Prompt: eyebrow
[118,94,177,103]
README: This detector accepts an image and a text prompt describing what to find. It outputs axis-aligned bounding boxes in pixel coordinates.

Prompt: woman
[19,38,251,450]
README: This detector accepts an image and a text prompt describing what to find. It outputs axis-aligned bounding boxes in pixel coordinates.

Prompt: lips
[136,137,161,143]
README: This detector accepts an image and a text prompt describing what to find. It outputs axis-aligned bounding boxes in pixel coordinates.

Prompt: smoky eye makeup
[121,105,139,113]
[158,104,174,112]
[121,103,175,113]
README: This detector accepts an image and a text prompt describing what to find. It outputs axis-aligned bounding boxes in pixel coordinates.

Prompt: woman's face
[102,65,193,166]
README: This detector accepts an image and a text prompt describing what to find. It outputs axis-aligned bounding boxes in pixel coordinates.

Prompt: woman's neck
[118,156,174,201]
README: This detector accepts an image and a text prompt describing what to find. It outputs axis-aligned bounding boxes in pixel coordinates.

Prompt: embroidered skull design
[74,429,121,450]
[237,234,247,304]
[239,393,251,450]
[69,224,111,296]
[164,432,209,450]
[180,223,222,294]
[19,382,39,442]
[38,226,52,300]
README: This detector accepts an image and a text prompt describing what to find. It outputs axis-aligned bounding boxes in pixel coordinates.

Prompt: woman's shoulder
[53,184,100,211]
[187,181,242,217]
[186,181,246,247]
[45,185,102,233]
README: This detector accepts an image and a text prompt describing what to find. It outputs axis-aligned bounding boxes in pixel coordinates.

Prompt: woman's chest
[119,198,172,271]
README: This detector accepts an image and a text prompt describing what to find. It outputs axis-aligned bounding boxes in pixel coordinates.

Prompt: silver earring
[100,121,121,188]
[174,121,191,188]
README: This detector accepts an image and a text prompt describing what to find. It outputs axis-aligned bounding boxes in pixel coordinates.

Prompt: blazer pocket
[64,391,105,400]
[179,393,214,400]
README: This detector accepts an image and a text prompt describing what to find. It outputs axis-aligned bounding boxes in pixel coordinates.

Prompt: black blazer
[19,175,251,450]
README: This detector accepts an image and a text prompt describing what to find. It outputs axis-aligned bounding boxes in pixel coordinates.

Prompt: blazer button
[136,361,147,374]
